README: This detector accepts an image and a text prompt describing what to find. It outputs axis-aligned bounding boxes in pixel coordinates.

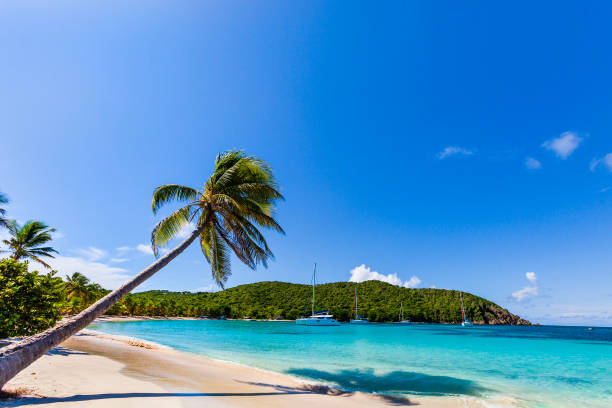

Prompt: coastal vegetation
[0,150,285,389]
[0,259,65,338]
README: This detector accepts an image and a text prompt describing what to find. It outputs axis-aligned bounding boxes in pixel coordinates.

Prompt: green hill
[116,280,530,325]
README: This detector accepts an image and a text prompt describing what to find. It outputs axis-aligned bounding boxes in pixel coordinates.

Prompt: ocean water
[89,321,612,408]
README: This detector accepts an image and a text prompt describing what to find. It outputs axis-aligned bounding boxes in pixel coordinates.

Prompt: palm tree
[2,220,58,268]
[0,192,9,229]
[0,150,284,389]
[64,272,92,302]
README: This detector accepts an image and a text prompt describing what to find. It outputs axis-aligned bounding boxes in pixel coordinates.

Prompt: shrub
[0,259,65,338]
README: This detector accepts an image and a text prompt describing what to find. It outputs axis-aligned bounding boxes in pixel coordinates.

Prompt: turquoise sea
[89,321,612,408]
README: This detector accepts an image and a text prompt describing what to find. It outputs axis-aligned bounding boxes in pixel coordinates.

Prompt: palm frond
[237,200,285,233]
[7,220,19,236]
[213,219,256,269]
[199,219,213,264]
[28,254,52,269]
[152,185,198,214]
[28,247,58,257]
[151,206,194,256]
[224,183,284,203]
[207,221,231,287]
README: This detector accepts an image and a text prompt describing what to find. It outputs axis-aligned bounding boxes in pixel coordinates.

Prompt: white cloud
[542,131,582,159]
[403,276,422,288]
[590,153,612,172]
[136,244,154,255]
[348,264,421,289]
[46,255,131,289]
[512,286,539,302]
[601,153,611,170]
[512,272,539,301]
[175,222,196,239]
[114,243,169,257]
[110,258,129,263]
[437,146,474,160]
[525,157,542,170]
[76,246,107,261]
[526,271,537,283]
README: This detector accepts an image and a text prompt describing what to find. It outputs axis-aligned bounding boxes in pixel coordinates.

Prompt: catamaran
[296,264,340,326]
[460,292,473,327]
[398,301,411,324]
[350,286,369,324]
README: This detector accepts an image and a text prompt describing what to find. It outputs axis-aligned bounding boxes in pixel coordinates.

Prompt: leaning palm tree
[0,192,9,229]
[0,150,284,389]
[2,220,58,268]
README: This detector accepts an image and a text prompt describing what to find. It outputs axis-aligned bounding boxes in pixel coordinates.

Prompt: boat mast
[460,292,466,322]
[312,263,316,316]
[400,302,403,321]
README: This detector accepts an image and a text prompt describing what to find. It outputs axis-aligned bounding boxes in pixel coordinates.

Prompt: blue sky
[1,1,612,326]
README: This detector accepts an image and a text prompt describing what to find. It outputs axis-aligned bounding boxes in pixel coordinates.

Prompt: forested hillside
[116,280,530,325]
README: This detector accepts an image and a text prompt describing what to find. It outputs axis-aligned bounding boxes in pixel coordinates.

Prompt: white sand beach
[1,330,494,408]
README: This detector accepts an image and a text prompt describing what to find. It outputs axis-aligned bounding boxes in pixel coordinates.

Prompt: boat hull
[350,319,369,324]
[297,318,340,326]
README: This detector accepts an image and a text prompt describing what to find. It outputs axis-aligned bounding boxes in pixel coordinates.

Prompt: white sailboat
[350,286,369,324]
[296,264,340,326]
[460,292,473,327]
[398,301,411,324]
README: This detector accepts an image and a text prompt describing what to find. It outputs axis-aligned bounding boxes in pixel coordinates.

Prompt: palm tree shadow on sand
[238,380,415,406]
[44,347,88,357]
[286,367,489,397]
[1,380,416,407]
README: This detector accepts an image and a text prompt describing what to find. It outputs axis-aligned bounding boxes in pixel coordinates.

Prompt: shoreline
[94,315,533,326]
[1,329,507,408]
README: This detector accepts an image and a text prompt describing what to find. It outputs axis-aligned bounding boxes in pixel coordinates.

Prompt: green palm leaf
[151,206,194,256]
[152,185,198,214]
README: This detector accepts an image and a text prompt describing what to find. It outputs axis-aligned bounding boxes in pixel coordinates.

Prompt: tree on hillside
[2,220,57,268]
[63,272,106,314]
[0,259,65,338]
[0,150,285,389]
[64,272,92,302]
[0,192,9,229]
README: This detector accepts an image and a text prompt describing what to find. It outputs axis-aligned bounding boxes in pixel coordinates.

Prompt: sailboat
[398,301,411,324]
[460,292,473,327]
[296,264,340,326]
[350,286,369,324]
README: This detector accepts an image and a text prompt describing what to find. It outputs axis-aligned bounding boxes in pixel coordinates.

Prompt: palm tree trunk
[0,228,201,390]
